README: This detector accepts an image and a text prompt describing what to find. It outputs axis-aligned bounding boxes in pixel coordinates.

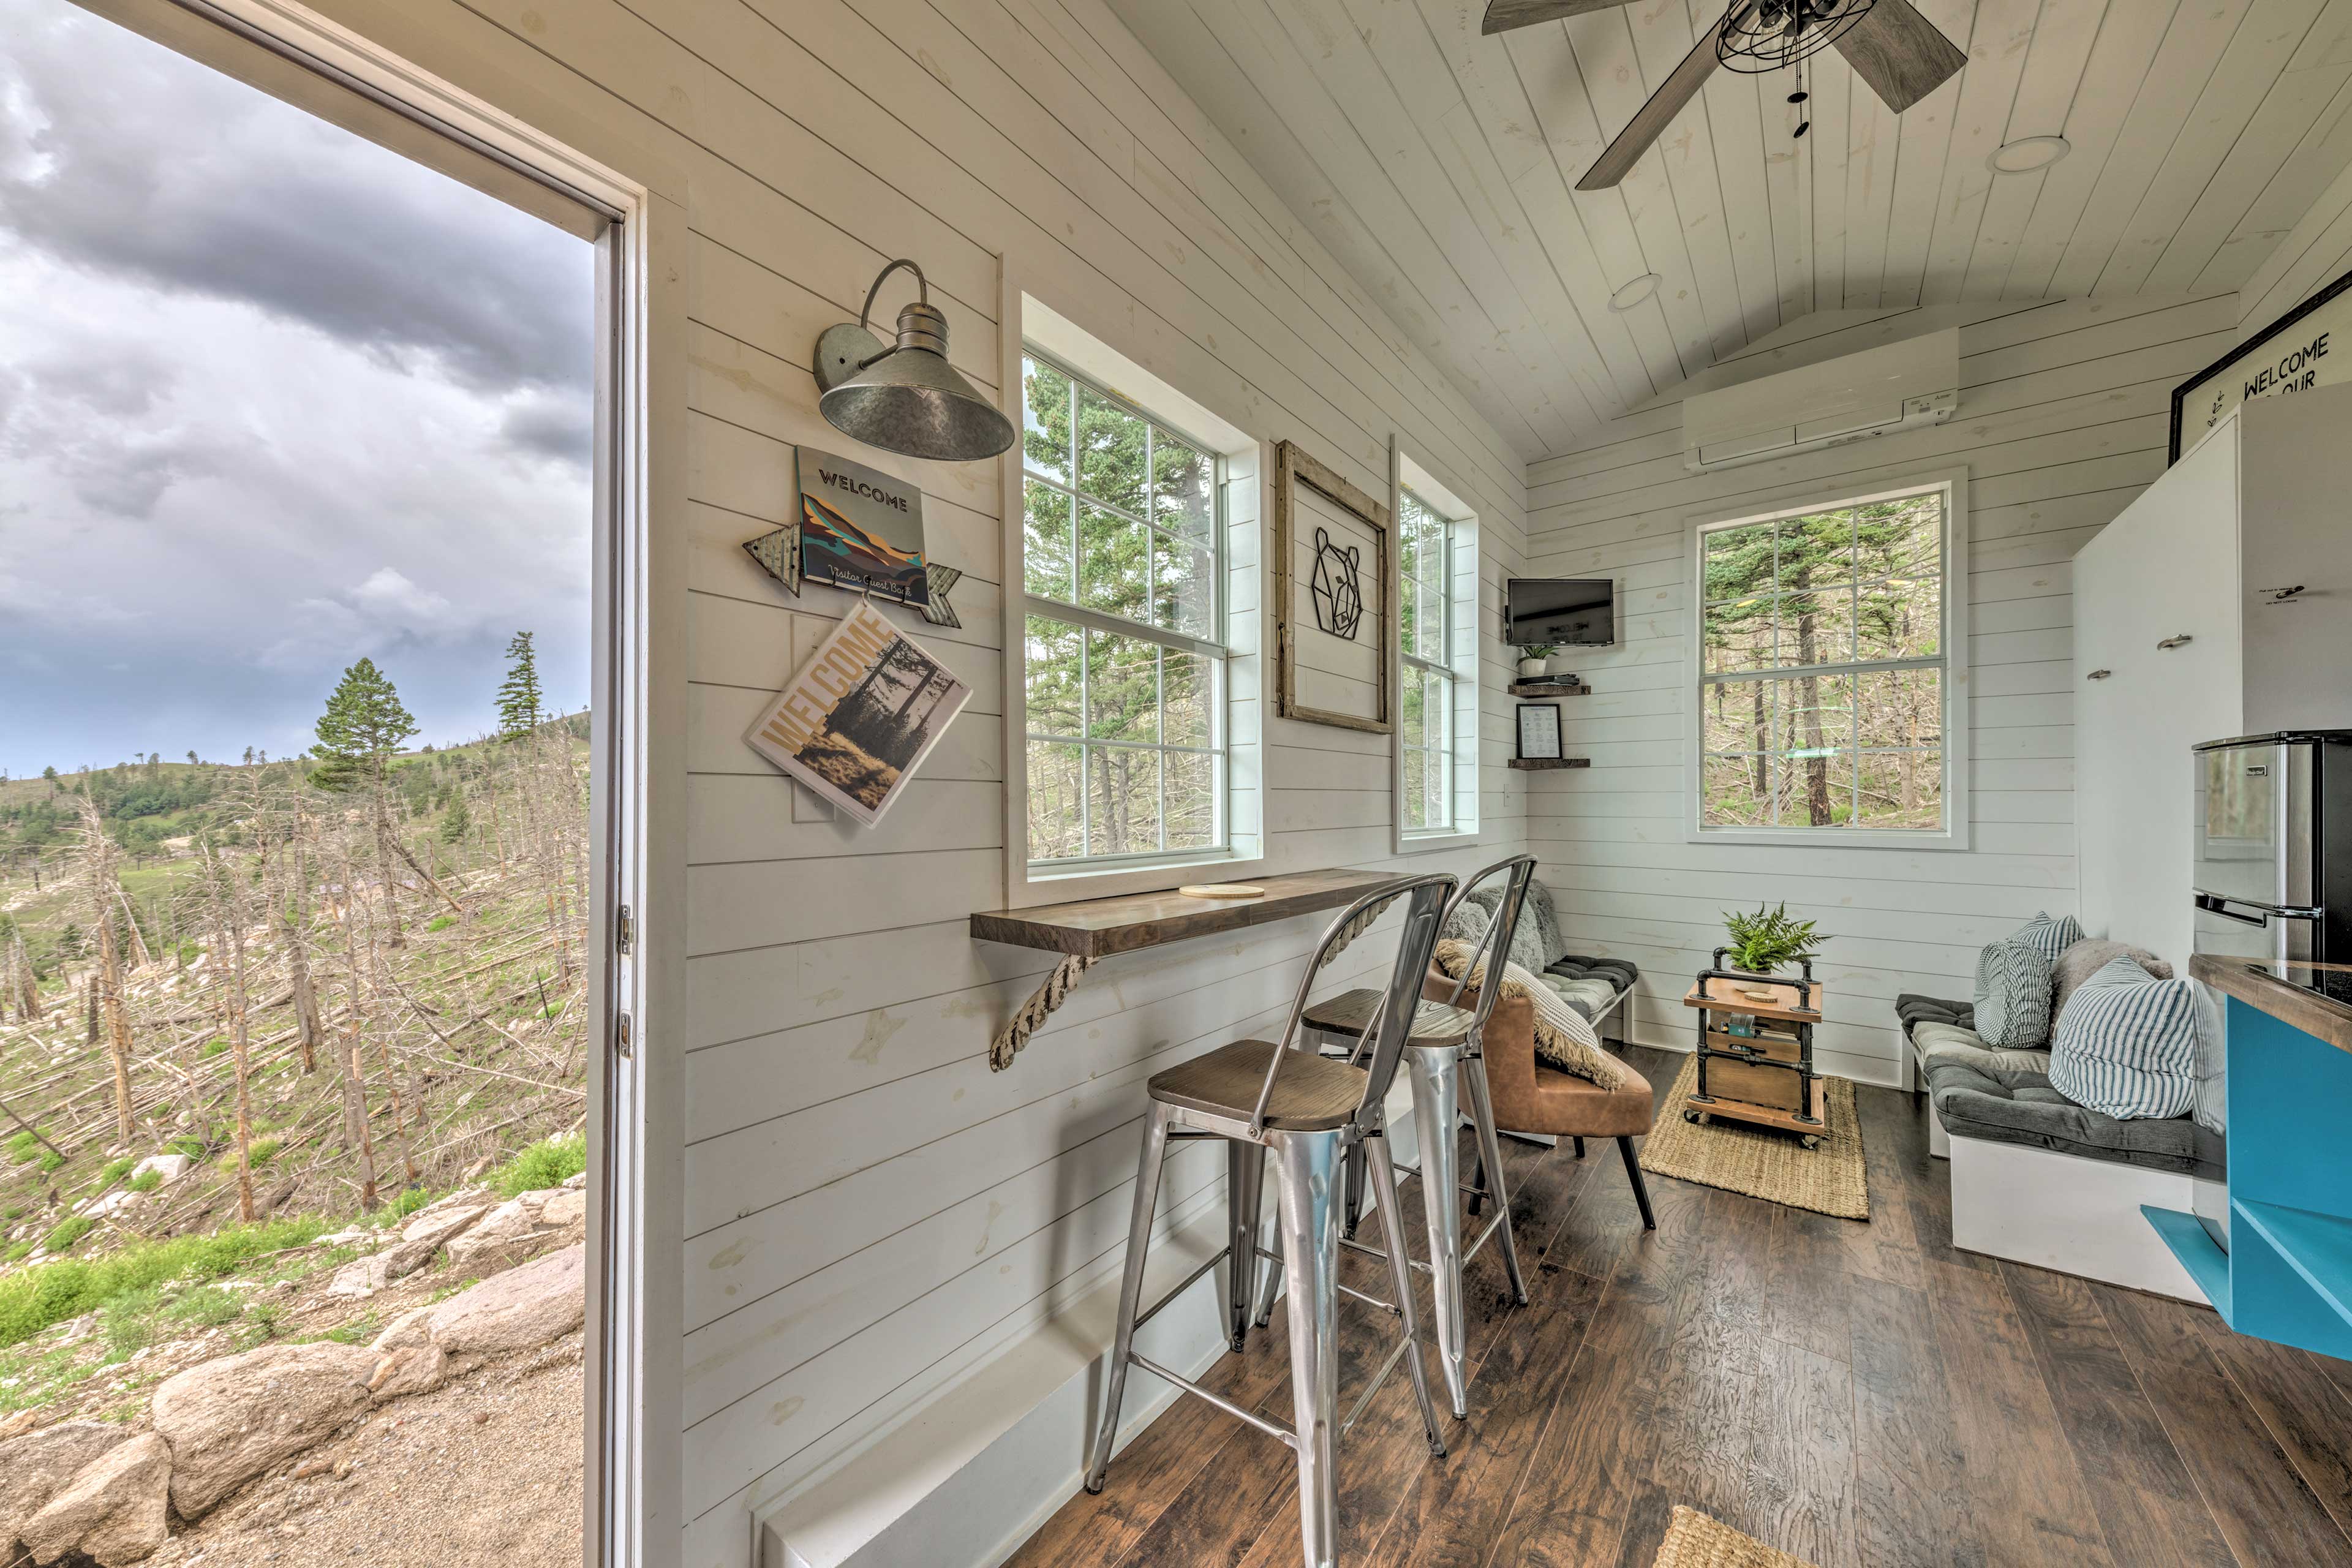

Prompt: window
[1020,349,1226,869]
[1693,478,1964,842]
[1398,485,1456,833]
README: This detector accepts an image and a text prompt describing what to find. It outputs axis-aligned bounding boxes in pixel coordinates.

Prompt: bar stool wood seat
[1302,989,1474,1046]
[1084,874,1460,1568]
[1148,1040,1365,1129]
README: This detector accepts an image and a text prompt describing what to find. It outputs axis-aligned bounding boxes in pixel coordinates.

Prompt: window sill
[1395,827,1481,857]
[1003,850,1270,911]
[1685,824,1970,851]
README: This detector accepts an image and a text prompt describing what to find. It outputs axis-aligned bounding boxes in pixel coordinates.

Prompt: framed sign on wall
[1273,439,1392,733]
[2171,266,2352,461]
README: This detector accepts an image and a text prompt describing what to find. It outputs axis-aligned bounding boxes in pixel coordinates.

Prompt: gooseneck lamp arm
[848,258,927,373]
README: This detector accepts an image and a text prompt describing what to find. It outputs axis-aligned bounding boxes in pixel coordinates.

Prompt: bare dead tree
[263,791,323,1072]
[330,823,379,1211]
[73,794,136,1145]
[198,838,258,1223]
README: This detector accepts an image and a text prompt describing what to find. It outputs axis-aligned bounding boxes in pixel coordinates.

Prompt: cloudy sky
[0,0,595,779]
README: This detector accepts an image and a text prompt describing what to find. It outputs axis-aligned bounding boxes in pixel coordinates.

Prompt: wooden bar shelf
[970,866,1402,960]
[1507,679,1591,697]
[1509,757,1590,771]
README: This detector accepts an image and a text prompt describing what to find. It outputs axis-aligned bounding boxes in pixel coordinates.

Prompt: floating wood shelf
[1508,679,1591,697]
[970,867,1404,960]
[2190,955,2352,1057]
[1508,757,1590,771]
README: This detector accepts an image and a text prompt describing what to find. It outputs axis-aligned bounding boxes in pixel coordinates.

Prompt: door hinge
[614,1011,634,1060]
[616,904,633,955]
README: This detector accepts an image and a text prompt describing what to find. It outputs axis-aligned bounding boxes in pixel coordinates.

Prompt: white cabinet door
[2073,423,2242,963]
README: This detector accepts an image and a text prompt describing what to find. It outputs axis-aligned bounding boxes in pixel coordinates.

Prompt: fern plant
[1721,901,1821,974]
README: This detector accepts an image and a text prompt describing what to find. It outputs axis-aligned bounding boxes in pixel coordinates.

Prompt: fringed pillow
[1434,939,1626,1091]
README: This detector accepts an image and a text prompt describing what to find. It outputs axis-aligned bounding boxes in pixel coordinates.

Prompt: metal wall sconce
[814,259,1014,462]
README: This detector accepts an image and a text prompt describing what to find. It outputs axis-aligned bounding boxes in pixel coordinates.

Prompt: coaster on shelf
[1179,884,1266,900]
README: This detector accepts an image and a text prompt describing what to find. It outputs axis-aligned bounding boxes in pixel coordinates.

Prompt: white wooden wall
[269,2,1529,1563]
[1520,295,2237,1088]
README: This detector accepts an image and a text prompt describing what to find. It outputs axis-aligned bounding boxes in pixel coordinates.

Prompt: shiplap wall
[285,2,1525,1563]
[1520,295,2237,1087]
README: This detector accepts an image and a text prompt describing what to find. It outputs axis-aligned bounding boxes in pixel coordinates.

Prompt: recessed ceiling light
[1609,273,1662,311]
[1988,136,2071,175]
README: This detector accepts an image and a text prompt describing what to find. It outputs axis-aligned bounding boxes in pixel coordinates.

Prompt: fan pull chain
[1789,58,1810,140]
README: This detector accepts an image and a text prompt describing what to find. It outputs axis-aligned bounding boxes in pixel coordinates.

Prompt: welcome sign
[795,446,930,607]
[2172,268,2352,461]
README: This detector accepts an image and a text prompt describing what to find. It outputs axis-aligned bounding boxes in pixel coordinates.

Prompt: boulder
[424,1243,585,1357]
[20,1431,172,1566]
[366,1345,448,1403]
[151,1341,375,1517]
[370,1306,435,1353]
[129,1154,192,1187]
[538,1188,586,1229]
[0,1422,128,1554]
[444,1197,556,1270]
[382,1201,489,1280]
[561,1171,587,1190]
[326,1254,390,1299]
[401,1186,491,1233]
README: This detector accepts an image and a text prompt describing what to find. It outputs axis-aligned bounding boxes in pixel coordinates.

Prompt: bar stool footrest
[1128,1351,1297,1449]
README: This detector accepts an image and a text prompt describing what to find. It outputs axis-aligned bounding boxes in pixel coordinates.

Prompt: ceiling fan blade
[1575,19,1722,191]
[1481,0,1629,34]
[1834,0,1969,114]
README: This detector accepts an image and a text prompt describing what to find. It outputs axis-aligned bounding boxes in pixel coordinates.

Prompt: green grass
[165,1286,244,1329]
[491,1133,585,1198]
[99,1158,133,1186]
[4,1242,30,1264]
[201,1036,230,1059]
[0,1215,325,1351]
[239,1137,281,1170]
[43,1218,92,1253]
[36,1150,64,1175]
[167,1138,207,1163]
[5,1133,39,1165]
[426,914,458,933]
[129,1171,162,1194]
[100,1288,160,1355]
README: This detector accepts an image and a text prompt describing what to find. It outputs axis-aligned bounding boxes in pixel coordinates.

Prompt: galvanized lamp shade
[814,258,1014,463]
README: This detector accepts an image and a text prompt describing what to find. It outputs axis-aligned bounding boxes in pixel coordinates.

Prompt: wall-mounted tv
[1505,577,1614,647]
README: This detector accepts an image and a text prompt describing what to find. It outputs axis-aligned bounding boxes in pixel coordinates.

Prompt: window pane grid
[1022,347,1225,869]
[1698,488,1945,834]
[1399,487,1459,835]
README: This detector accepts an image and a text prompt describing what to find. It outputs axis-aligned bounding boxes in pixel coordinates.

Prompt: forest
[0,631,591,1290]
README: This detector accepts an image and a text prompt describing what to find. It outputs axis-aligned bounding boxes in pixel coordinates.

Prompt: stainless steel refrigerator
[2188,730,2352,1249]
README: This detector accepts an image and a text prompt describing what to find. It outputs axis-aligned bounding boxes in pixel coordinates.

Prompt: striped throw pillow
[1973,939,2053,1049]
[2048,956,2198,1119]
[1434,940,1626,1090]
[2011,911,2086,964]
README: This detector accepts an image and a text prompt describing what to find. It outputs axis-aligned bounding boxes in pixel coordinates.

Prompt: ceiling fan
[1482,1,1969,191]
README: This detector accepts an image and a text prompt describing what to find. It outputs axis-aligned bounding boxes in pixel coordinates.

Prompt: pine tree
[440,791,472,845]
[496,631,545,741]
[311,657,420,948]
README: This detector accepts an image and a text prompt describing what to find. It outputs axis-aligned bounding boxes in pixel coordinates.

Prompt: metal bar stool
[1084,874,1458,1568]
[1280,855,1537,1419]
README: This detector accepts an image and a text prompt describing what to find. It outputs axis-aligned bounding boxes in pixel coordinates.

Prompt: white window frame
[1683,469,1970,851]
[1000,290,1266,907]
[1392,443,1483,855]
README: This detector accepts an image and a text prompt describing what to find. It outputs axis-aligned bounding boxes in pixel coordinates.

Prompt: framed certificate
[1515,703,1562,761]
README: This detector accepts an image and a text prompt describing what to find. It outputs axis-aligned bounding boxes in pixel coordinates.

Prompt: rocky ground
[0,1179,588,1567]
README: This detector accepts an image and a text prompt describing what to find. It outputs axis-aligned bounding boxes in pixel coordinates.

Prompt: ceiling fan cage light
[1716,0,1879,74]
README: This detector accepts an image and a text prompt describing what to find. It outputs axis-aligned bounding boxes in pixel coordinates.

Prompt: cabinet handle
[2157,634,2193,650]
[2086,668,2112,680]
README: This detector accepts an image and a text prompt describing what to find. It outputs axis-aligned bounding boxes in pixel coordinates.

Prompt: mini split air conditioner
[1682,326,1959,472]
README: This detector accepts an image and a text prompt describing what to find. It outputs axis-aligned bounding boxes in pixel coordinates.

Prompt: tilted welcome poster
[745,601,971,827]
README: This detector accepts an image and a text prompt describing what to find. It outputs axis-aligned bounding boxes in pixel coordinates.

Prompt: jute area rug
[1652,1507,1819,1568]
[1637,1056,1870,1221]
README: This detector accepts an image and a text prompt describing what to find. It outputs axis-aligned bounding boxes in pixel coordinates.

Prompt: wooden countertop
[2191,954,2352,1057]
[971,867,1406,959]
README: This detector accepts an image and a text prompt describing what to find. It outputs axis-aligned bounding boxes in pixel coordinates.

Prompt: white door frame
[72,3,690,1564]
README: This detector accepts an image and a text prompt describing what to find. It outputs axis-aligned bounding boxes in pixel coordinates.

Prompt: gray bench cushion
[1897,992,1975,1036]
[1924,1058,2198,1174]
[1542,954,1639,1022]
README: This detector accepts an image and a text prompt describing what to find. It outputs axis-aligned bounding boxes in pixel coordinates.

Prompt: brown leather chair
[1425,973,1657,1229]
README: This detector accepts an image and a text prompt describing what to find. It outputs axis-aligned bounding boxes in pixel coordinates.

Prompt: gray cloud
[0,2,592,393]
[0,0,594,777]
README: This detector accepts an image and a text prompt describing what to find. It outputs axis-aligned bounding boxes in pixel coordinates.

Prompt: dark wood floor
[1008,1047,2352,1568]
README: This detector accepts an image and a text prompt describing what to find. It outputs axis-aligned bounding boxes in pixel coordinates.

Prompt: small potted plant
[1717,901,1822,1035]
[1516,644,1554,679]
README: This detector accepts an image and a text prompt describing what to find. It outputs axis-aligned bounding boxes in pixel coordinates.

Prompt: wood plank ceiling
[1107,0,2352,461]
